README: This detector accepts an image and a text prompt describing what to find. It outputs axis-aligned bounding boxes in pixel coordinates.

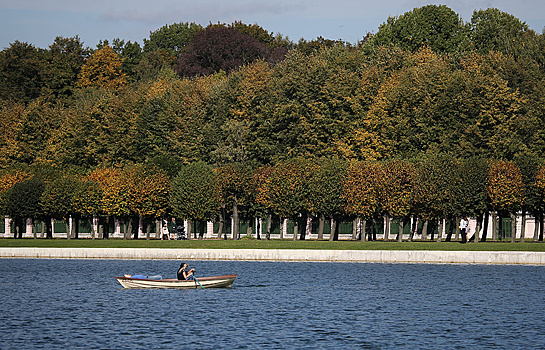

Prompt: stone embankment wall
[1,248,544,265]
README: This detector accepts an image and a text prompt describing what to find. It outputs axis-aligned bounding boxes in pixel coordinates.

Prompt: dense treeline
[1,6,545,239]
[1,156,544,240]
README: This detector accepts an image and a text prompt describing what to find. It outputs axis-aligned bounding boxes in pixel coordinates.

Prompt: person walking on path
[460,217,469,244]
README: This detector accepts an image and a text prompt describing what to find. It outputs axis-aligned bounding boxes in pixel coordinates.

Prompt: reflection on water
[1,259,544,349]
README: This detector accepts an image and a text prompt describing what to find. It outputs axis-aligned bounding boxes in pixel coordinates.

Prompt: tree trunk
[218,204,226,239]
[533,212,540,242]
[146,219,151,240]
[520,211,526,243]
[125,218,132,240]
[186,220,192,240]
[246,219,253,238]
[539,211,544,242]
[317,214,325,240]
[266,214,272,240]
[397,217,404,242]
[480,212,489,242]
[293,218,298,241]
[421,220,428,241]
[329,217,339,241]
[445,218,453,242]
[510,213,517,243]
[304,215,312,240]
[279,217,284,240]
[199,220,205,239]
[352,218,358,240]
[31,219,37,239]
[155,219,161,239]
[472,214,482,243]
[45,218,53,239]
[73,215,80,239]
[436,218,443,242]
[39,219,45,238]
[492,212,498,242]
[408,217,417,242]
[232,200,239,240]
[361,219,367,241]
[498,215,503,242]
[384,214,390,241]
[217,219,224,240]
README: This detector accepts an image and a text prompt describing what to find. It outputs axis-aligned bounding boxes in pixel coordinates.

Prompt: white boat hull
[115,274,237,289]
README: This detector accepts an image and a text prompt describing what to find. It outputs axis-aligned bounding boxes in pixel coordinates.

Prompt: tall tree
[175,26,278,77]
[488,160,525,241]
[369,5,468,53]
[469,8,529,55]
[43,36,89,100]
[77,45,127,90]
[143,22,203,57]
[0,177,45,238]
[0,41,45,104]
[170,162,221,238]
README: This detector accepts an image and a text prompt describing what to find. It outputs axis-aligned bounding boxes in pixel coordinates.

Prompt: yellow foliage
[77,45,127,90]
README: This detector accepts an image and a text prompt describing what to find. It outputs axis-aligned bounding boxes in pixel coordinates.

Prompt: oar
[193,274,205,289]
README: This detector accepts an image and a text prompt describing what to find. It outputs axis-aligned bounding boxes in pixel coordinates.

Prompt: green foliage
[0,41,46,104]
[261,158,314,219]
[170,162,221,221]
[143,22,203,56]
[0,177,44,220]
[469,8,529,55]
[370,5,467,53]
[343,161,380,218]
[488,160,525,213]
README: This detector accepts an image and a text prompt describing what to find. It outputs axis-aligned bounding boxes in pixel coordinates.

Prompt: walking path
[1,248,545,265]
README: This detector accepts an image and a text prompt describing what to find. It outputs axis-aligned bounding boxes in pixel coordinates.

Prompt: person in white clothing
[460,217,469,243]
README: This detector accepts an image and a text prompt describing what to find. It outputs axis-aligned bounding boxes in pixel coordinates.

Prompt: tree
[369,5,468,53]
[143,22,203,56]
[170,162,221,239]
[6,99,60,166]
[262,46,365,162]
[0,41,46,104]
[215,163,254,239]
[43,36,89,100]
[259,158,314,240]
[77,45,127,90]
[343,161,381,240]
[469,8,529,55]
[175,26,279,77]
[376,159,414,241]
[453,157,490,242]
[488,160,525,242]
[134,50,173,82]
[40,171,80,238]
[0,177,44,238]
[514,154,545,242]
[125,164,170,239]
[308,158,347,241]
[88,167,129,238]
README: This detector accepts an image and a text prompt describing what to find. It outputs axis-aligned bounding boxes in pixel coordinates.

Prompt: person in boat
[177,263,195,280]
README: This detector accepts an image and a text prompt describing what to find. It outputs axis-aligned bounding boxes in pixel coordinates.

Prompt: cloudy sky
[1,0,544,49]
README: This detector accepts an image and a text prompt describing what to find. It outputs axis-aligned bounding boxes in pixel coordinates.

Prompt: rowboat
[115,274,237,289]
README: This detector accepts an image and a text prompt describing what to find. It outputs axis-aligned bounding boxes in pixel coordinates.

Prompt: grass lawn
[1,238,545,251]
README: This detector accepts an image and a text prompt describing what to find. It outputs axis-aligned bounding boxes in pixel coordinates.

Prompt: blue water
[0,259,544,349]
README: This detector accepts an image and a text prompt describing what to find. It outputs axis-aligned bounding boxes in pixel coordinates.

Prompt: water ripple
[1,259,544,349]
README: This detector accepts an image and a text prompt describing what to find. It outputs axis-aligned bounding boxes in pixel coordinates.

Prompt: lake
[0,258,544,349]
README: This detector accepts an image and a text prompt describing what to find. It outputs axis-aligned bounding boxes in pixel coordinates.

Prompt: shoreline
[1,247,545,265]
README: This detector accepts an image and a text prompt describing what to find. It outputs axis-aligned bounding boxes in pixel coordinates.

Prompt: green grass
[1,238,545,251]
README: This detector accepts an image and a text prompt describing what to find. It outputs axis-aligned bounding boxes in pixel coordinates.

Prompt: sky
[1,0,545,50]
